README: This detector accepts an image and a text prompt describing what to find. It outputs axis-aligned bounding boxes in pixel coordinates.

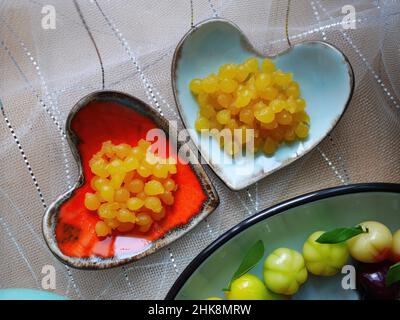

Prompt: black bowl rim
[165,182,400,300]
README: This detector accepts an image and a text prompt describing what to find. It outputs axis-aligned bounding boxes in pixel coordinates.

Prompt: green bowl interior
[174,191,400,300]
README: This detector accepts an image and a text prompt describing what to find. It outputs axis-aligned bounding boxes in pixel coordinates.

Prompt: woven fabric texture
[0,0,399,299]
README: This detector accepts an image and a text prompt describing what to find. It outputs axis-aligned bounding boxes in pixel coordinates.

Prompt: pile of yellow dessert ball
[190,57,310,156]
[84,139,178,237]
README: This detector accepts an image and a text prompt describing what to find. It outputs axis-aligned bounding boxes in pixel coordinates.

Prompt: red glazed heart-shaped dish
[43,91,219,269]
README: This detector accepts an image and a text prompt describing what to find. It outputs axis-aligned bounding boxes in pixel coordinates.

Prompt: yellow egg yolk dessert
[189,58,310,156]
[85,139,178,237]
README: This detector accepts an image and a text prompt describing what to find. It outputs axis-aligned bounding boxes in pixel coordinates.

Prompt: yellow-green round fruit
[263,248,308,295]
[303,231,349,276]
[225,274,269,300]
[347,221,393,263]
[390,229,400,262]
[264,288,290,300]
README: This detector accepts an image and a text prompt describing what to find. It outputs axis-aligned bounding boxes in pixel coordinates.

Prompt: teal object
[0,288,67,300]
[172,19,354,190]
[166,183,400,300]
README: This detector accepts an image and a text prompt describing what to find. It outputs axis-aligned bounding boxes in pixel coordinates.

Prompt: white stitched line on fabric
[315,0,399,109]
[317,147,347,184]
[0,33,79,295]
[0,37,80,295]
[0,19,65,120]
[0,104,47,208]
[155,253,172,299]
[235,192,255,216]
[121,266,133,290]
[64,265,81,298]
[49,82,181,123]
[246,187,256,210]
[204,218,214,236]
[0,25,73,189]
[95,263,160,300]
[0,188,76,295]
[96,260,180,299]
[0,77,48,288]
[48,73,180,120]
[96,283,113,300]
[93,0,164,116]
[167,248,179,274]
[95,272,135,300]
[95,275,119,299]
[150,84,180,118]
[327,134,351,184]
[0,186,78,296]
[0,44,69,190]
[0,100,82,298]
[269,18,363,45]
[309,2,351,185]
[0,215,41,288]
[65,280,72,296]
[310,1,326,41]
[207,0,219,17]
[0,39,65,138]
[49,49,174,99]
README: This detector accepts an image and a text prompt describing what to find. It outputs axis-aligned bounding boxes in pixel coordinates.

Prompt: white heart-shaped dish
[172,18,354,190]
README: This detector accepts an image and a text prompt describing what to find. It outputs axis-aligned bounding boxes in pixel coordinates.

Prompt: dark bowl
[166,183,400,300]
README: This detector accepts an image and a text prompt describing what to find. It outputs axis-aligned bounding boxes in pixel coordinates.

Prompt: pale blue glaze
[0,288,67,300]
[173,191,400,300]
[173,19,353,190]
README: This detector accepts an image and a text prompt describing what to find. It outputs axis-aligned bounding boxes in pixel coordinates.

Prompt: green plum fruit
[347,221,392,263]
[303,231,349,276]
[263,248,308,295]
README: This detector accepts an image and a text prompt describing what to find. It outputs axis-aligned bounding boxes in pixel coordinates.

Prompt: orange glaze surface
[56,101,207,258]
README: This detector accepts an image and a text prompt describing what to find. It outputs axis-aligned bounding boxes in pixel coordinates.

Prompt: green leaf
[316,226,368,244]
[386,262,400,287]
[223,240,265,292]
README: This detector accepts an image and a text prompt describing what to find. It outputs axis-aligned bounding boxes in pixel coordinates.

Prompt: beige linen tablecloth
[0,0,399,299]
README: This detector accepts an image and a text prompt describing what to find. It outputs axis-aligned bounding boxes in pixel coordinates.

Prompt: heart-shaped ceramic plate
[172,18,354,190]
[43,91,219,269]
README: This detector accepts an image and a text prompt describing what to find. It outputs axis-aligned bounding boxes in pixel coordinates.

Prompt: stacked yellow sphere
[84,139,178,237]
[190,58,310,155]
